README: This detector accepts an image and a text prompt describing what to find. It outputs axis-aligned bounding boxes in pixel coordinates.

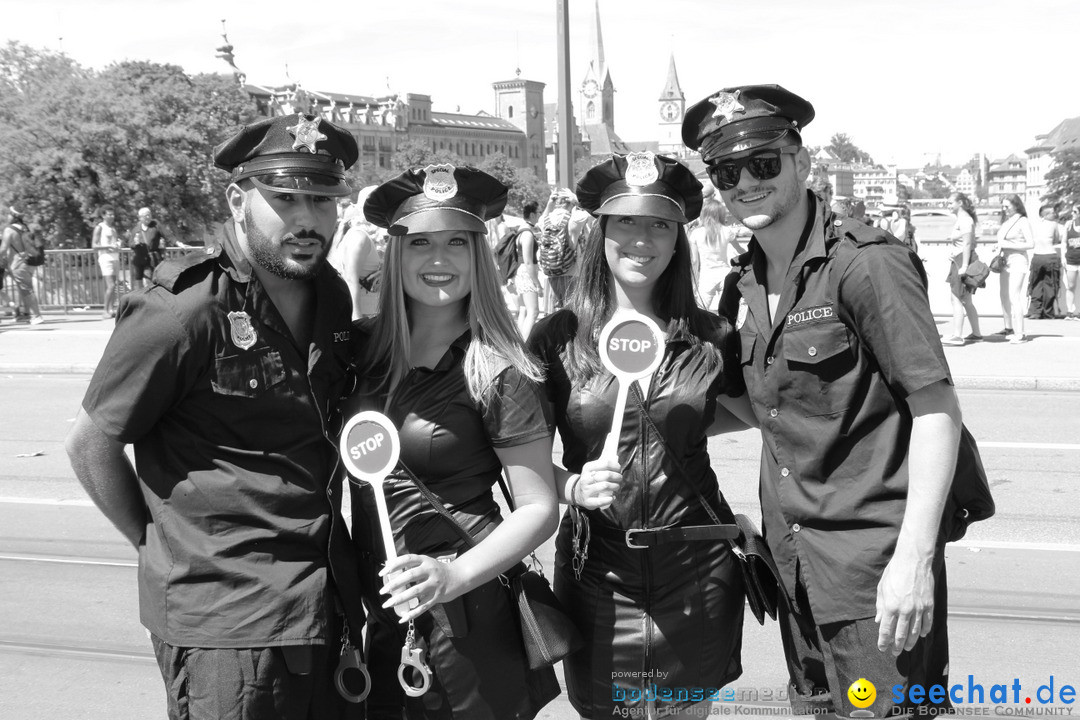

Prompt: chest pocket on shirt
[781,321,855,417]
[211,347,287,398]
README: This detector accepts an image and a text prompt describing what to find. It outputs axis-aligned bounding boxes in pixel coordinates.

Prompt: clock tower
[579,0,615,133]
[657,53,686,157]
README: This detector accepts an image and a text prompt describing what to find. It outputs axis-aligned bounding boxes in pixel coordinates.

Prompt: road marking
[0,496,94,507]
[952,540,1080,553]
[980,441,1080,451]
[0,553,136,567]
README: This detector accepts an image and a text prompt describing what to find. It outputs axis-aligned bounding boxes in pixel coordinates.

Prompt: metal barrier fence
[1,248,196,313]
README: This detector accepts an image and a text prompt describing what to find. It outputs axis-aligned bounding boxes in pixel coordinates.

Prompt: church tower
[657,53,686,157]
[579,0,615,132]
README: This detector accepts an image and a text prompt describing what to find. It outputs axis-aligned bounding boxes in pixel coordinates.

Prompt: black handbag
[962,257,990,289]
[942,424,995,542]
[988,252,1005,273]
[400,461,583,669]
[727,513,781,625]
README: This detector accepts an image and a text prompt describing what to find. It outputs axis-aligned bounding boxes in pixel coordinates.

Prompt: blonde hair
[361,230,542,404]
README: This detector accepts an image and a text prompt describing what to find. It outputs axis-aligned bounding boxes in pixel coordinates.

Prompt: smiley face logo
[848,678,876,709]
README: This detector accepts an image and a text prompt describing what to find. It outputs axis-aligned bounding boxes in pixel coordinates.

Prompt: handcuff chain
[405,618,416,649]
[570,505,590,580]
[339,618,351,652]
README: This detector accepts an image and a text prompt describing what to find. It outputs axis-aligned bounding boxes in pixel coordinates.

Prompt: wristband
[566,473,582,507]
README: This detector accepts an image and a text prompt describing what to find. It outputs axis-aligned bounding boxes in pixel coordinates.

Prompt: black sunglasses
[707,147,799,191]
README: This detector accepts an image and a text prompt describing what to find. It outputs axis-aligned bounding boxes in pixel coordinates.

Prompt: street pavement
[2,305,1079,390]
[1,294,1077,719]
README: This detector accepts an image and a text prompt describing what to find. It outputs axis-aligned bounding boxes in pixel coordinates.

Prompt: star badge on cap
[287,113,328,153]
[422,164,459,201]
[709,91,745,123]
[625,151,660,187]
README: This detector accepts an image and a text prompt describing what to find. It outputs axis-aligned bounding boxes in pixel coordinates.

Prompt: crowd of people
[61,84,1001,720]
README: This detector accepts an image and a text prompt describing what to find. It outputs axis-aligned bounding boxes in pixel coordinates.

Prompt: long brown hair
[560,217,728,382]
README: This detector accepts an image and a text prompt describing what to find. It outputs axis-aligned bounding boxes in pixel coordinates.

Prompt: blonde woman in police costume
[528,152,756,719]
[343,164,560,719]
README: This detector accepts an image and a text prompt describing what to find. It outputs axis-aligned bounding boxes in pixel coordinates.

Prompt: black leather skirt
[553,513,744,718]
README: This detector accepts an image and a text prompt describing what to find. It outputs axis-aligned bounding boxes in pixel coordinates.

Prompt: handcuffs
[397,618,432,697]
[334,619,371,703]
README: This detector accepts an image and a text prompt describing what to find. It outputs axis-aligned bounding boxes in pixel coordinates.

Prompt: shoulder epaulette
[841,218,892,248]
[152,246,222,293]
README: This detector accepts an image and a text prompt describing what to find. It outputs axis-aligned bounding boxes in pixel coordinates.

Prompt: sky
[2,0,1077,169]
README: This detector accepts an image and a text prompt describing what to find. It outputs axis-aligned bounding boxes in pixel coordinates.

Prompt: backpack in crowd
[494,227,523,284]
[8,223,45,266]
[537,218,576,276]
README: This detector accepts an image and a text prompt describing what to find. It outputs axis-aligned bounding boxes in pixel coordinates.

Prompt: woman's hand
[380,553,464,623]
[572,458,622,510]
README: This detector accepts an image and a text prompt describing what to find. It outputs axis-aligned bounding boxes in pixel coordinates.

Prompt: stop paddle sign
[598,311,664,459]
[339,411,416,613]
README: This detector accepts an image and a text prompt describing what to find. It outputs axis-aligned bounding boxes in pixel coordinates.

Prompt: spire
[589,0,608,84]
[659,53,684,101]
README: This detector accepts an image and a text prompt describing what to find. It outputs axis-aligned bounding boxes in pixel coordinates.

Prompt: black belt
[590,521,741,549]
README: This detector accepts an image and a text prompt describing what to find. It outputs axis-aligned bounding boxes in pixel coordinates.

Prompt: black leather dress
[529,310,745,718]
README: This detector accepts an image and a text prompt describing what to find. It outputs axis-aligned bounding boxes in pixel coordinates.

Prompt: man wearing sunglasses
[684,85,962,718]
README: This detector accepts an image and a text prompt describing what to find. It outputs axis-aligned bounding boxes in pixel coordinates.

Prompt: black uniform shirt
[528,310,742,532]
[346,330,553,558]
[83,221,360,647]
[725,195,951,624]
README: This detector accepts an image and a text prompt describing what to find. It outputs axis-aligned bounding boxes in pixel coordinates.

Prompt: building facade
[244,80,547,184]
[987,154,1027,207]
[1025,117,1080,211]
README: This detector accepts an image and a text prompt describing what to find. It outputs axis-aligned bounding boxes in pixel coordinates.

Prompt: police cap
[682,85,815,162]
[575,151,703,224]
[364,164,508,237]
[214,113,358,197]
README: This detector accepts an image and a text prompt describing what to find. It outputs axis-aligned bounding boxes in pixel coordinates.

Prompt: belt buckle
[625,528,649,549]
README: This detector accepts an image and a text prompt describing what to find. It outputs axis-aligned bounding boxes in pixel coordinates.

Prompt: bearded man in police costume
[66,113,367,720]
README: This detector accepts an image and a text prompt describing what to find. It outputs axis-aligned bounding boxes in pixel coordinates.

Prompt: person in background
[1063,203,1080,320]
[1,206,44,325]
[994,194,1034,343]
[690,194,738,310]
[92,205,122,318]
[128,207,167,290]
[512,201,542,338]
[687,84,961,718]
[327,185,382,319]
[941,192,982,346]
[1026,203,1065,320]
[66,113,367,720]
[529,152,755,718]
[348,164,559,718]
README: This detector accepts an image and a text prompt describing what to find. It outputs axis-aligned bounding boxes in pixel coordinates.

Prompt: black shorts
[150,635,363,720]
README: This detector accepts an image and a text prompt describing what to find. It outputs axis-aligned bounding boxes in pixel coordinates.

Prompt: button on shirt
[82,221,358,647]
[724,194,951,624]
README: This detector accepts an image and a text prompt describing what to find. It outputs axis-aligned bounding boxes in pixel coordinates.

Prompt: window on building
[508,106,514,118]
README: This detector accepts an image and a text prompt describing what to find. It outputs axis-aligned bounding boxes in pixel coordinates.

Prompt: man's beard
[243,208,327,280]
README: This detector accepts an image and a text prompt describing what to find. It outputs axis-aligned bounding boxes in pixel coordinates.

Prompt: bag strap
[627,385,735,529]
[396,461,477,550]
[397,461,532,578]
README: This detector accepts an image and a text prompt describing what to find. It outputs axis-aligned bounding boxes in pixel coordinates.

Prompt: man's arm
[65,409,147,548]
[875,378,961,656]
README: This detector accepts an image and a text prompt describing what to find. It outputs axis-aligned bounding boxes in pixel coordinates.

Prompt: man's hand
[875,538,935,656]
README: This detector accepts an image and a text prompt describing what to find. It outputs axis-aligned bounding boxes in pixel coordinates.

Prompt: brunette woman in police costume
[343,165,560,719]
[527,153,756,719]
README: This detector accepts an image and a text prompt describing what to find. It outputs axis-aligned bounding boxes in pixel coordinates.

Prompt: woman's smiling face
[399,230,473,309]
[604,214,678,292]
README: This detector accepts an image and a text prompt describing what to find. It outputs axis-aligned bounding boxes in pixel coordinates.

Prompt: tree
[0,43,258,245]
[827,133,874,165]
[1043,147,1080,209]
[390,139,461,172]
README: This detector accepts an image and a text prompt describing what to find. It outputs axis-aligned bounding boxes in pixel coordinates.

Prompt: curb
[952,375,1080,392]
